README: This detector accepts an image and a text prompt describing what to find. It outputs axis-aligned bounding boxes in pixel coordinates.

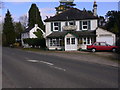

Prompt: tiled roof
[47,30,96,38]
[44,8,98,22]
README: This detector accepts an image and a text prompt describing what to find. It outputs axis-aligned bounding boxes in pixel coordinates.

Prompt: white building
[21,24,45,47]
[44,2,116,51]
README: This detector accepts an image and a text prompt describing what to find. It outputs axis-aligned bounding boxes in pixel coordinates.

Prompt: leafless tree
[19,14,28,28]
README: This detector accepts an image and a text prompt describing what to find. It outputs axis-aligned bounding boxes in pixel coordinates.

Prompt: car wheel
[91,48,96,52]
[112,48,116,52]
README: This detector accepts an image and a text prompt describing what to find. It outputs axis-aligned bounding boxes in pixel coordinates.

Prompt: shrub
[23,38,46,48]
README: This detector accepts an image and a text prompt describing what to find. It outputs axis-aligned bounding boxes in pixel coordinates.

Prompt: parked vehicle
[87,42,119,52]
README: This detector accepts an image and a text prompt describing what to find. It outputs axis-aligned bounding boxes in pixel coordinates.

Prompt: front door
[65,37,77,51]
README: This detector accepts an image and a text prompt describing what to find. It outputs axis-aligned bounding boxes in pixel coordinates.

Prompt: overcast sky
[1,0,119,23]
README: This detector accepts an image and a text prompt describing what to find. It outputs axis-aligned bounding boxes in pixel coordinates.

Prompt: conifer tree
[14,22,23,40]
[3,10,15,46]
[28,3,44,30]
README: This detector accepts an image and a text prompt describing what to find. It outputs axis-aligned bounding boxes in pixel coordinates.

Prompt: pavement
[2,47,118,88]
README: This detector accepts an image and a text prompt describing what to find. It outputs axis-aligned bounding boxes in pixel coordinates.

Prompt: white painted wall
[29,28,37,38]
[96,28,116,45]
[45,19,98,37]
[45,22,52,37]
[61,21,65,31]
[76,21,79,31]
[91,20,98,30]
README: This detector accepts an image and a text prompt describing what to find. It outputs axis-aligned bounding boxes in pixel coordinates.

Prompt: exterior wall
[61,21,65,31]
[96,28,116,45]
[45,19,98,37]
[45,22,52,36]
[46,39,49,48]
[29,28,37,38]
[49,46,63,50]
[91,20,98,30]
[21,33,30,47]
[21,33,29,39]
[76,21,79,31]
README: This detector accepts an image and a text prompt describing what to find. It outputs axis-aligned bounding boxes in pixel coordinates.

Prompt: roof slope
[44,8,98,22]
[22,26,34,33]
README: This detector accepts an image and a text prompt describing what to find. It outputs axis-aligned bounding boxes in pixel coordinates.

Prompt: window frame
[82,37,92,45]
[82,21,88,30]
[66,38,70,45]
[50,38,63,46]
[71,38,75,44]
[53,22,59,31]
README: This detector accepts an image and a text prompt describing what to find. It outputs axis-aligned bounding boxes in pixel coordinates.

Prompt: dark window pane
[71,38,75,44]
[83,26,87,29]
[54,27,59,30]
[54,22,58,26]
[83,21,87,25]
[69,22,74,25]
[67,38,70,45]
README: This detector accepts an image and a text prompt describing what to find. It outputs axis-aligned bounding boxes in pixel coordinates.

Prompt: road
[2,47,118,88]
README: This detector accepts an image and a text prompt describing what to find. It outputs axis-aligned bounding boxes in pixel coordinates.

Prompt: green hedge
[23,38,46,48]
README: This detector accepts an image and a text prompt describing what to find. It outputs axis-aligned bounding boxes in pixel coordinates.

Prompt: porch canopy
[46,30,96,38]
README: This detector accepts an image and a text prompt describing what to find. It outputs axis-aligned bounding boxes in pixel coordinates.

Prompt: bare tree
[19,14,28,28]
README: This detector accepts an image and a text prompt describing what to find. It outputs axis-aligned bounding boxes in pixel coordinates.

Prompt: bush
[23,38,46,48]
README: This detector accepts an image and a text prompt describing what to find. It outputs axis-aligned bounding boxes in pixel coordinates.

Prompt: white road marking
[50,66,66,71]
[27,60,53,65]
[39,61,54,66]
[27,60,39,63]
[27,60,66,71]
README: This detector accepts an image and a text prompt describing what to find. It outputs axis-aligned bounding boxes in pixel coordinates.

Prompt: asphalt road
[2,47,118,88]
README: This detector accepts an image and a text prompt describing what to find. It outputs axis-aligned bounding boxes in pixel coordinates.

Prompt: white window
[50,38,62,46]
[67,38,70,45]
[71,38,75,44]
[82,21,88,30]
[53,22,59,31]
[82,37,92,45]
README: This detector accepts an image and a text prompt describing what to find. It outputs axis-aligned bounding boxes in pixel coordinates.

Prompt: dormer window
[82,21,88,30]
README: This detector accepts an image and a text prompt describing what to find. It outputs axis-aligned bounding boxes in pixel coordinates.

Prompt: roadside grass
[21,47,120,63]
[22,48,46,52]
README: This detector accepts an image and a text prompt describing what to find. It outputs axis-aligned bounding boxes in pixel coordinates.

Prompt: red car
[87,42,119,52]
